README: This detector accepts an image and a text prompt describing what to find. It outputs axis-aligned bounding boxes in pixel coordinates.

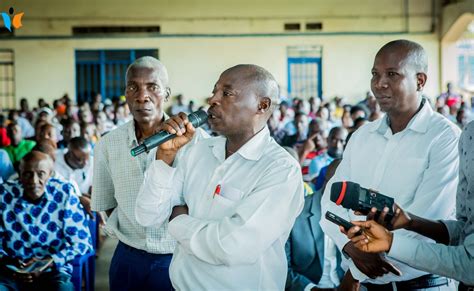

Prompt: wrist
[157,149,177,166]
[387,231,394,252]
[405,213,416,231]
[342,241,355,259]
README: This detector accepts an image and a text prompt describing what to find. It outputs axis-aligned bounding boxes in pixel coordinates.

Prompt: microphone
[330,181,395,220]
[130,110,208,157]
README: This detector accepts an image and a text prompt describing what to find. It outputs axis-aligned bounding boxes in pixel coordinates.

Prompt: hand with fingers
[302,135,316,153]
[156,112,196,165]
[341,220,394,254]
[12,257,53,284]
[1,257,25,273]
[341,240,401,279]
[356,203,411,231]
[159,112,196,152]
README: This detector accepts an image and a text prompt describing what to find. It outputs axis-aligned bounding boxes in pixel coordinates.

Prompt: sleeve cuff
[168,214,201,249]
[348,260,368,282]
[148,159,177,187]
[441,220,463,245]
[304,283,317,291]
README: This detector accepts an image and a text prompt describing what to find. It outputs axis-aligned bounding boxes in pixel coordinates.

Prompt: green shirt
[4,140,36,164]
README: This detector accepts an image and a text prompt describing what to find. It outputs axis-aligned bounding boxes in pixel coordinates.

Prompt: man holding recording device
[342,120,474,289]
[320,40,461,290]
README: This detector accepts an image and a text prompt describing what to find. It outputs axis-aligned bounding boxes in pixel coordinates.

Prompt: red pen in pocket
[213,184,221,198]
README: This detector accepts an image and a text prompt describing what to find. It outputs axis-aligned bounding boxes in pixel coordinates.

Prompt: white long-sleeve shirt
[136,126,304,290]
[320,101,461,284]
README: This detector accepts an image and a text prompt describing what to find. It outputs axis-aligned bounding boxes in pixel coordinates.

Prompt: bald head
[20,151,54,171]
[223,64,280,113]
[126,56,169,86]
[377,39,428,74]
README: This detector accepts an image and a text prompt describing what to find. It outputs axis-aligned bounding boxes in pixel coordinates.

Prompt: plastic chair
[71,212,97,291]
[72,251,95,291]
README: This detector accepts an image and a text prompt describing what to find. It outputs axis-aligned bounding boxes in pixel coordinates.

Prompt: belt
[118,241,172,257]
[362,274,448,290]
[459,282,474,291]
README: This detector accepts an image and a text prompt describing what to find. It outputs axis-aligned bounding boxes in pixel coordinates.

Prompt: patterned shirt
[0,178,93,274]
[91,119,207,254]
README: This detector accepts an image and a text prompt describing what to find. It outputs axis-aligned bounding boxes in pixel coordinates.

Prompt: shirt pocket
[219,185,244,202]
[209,193,240,219]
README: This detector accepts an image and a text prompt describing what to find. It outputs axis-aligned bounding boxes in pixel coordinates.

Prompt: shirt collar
[370,98,432,135]
[210,126,271,162]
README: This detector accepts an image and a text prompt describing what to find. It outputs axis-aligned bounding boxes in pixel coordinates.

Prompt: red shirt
[0,128,10,147]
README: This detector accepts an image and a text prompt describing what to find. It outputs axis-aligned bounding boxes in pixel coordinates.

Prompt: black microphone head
[330,181,360,210]
[188,110,208,128]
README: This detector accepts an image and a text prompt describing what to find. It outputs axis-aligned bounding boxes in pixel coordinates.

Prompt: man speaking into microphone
[320,40,460,290]
[135,64,304,290]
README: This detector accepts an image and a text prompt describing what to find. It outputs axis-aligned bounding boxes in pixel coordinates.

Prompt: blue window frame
[75,49,158,103]
[287,57,322,99]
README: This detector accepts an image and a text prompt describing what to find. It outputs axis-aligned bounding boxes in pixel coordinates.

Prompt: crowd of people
[0,39,473,291]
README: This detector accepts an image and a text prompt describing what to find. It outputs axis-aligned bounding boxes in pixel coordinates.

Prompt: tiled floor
[95,237,118,291]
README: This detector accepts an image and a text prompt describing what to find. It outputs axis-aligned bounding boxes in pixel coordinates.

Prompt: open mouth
[207,109,220,120]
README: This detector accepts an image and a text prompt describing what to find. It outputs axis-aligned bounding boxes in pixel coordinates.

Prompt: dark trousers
[109,241,173,291]
[459,283,474,291]
[0,269,73,291]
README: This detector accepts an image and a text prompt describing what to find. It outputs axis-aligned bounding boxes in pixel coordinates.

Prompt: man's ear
[165,87,171,101]
[257,97,271,114]
[416,73,427,91]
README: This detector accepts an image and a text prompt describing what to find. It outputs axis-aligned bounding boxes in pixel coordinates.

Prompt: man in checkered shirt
[92,56,206,291]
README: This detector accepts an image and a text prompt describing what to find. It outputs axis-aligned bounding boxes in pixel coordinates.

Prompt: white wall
[1,34,440,107]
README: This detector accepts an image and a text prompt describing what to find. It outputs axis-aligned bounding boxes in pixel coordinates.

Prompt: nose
[31,172,40,185]
[208,93,220,106]
[337,140,344,149]
[373,75,388,90]
[136,87,151,103]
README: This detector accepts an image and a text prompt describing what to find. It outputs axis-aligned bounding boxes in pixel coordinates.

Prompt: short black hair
[69,136,89,151]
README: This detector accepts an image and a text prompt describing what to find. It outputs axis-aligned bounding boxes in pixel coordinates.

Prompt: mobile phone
[325,211,357,232]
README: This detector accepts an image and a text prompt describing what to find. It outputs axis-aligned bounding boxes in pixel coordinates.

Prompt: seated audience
[0,149,14,182]
[4,122,36,167]
[0,151,93,290]
[57,119,80,150]
[0,115,11,147]
[308,127,347,184]
[54,137,93,215]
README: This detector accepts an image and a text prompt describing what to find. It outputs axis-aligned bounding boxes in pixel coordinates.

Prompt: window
[287,46,322,99]
[72,26,160,36]
[284,23,301,31]
[0,50,15,109]
[75,49,159,103]
[458,40,474,91]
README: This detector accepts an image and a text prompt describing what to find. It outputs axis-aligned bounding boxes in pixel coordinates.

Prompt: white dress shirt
[388,120,474,285]
[320,101,461,284]
[136,126,305,290]
[55,150,93,195]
